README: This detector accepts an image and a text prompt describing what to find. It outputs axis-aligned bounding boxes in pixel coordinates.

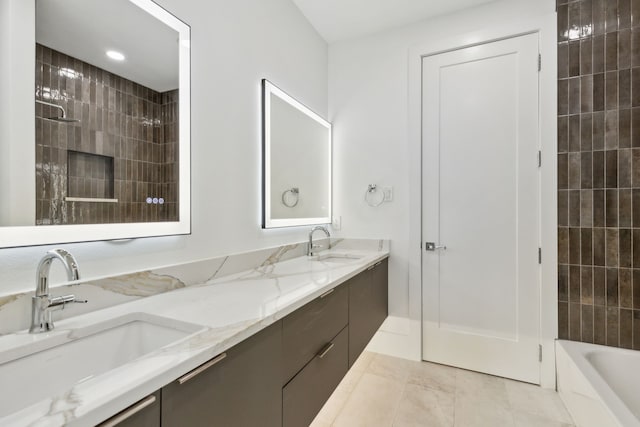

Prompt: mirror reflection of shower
[35,99,80,123]
[33,0,182,227]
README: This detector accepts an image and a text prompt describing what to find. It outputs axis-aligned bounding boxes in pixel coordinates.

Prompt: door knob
[425,242,447,251]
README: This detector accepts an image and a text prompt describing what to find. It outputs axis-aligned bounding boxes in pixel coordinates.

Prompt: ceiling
[291,0,500,43]
[36,0,179,93]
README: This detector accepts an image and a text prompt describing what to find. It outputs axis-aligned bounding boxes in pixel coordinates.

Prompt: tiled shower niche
[557,0,640,350]
[35,43,179,225]
[67,151,115,200]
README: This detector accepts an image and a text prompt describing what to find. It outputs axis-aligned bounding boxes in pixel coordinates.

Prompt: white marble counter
[0,244,389,426]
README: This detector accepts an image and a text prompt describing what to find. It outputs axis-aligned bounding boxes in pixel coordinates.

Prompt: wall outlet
[383,186,393,202]
[332,216,342,230]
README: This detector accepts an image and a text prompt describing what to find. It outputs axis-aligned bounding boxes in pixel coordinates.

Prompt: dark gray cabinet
[161,321,282,427]
[348,259,389,367]
[282,327,349,427]
[282,284,348,384]
[97,390,160,427]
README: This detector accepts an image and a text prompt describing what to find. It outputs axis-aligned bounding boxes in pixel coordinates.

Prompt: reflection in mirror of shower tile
[67,151,114,199]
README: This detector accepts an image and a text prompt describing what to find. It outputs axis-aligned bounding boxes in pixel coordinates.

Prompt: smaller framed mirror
[262,80,331,228]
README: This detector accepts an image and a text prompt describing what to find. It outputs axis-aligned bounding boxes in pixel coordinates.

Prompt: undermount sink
[0,312,204,417]
[313,253,364,264]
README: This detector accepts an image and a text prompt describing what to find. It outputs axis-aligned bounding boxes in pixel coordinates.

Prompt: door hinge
[537,151,542,167]
[538,54,541,71]
[538,344,543,362]
[538,248,542,264]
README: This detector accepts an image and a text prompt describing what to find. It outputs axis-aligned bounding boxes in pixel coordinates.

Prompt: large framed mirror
[262,80,331,228]
[0,0,190,247]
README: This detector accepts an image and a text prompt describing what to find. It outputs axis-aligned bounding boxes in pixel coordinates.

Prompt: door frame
[407,16,558,388]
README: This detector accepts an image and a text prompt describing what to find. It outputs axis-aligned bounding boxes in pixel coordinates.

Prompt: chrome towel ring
[282,187,300,208]
[365,184,384,207]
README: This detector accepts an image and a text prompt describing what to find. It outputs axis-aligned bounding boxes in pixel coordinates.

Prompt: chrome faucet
[308,226,331,256]
[29,249,87,333]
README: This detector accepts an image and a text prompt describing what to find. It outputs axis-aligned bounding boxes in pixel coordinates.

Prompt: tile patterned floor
[311,352,575,427]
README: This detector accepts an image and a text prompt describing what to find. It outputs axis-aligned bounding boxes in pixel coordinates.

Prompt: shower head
[35,99,80,123]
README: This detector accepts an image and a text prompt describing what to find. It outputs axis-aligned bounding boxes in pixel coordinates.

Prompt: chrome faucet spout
[30,249,85,334]
[308,225,331,256]
[35,249,80,297]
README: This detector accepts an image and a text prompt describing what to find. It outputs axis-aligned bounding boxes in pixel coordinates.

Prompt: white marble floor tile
[351,350,375,373]
[314,352,575,427]
[309,418,332,427]
[454,396,516,427]
[312,387,350,425]
[407,361,457,394]
[392,383,455,427]
[366,352,412,383]
[332,373,404,427]
[455,368,510,409]
[512,410,575,427]
[505,380,574,424]
[339,365,366,394]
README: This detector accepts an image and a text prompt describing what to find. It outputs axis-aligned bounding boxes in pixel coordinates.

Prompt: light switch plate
[383,186,393,202]
[332,216,342,230]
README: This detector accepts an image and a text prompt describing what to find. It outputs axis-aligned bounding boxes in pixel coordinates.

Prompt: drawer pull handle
[317,342,335,359]
[375,261,382,267]
[367,265,375,271]
[319,288,334,299]
[100,395,156,427]
[178,352,227,385]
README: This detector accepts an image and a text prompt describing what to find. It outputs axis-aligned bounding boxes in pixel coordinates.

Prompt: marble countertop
[0,247,389,427]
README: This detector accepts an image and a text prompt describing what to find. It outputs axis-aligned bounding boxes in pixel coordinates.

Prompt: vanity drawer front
[161,321,282,427]
[282,283,348,383]
[97,390,160,427]
[282,326,348,427]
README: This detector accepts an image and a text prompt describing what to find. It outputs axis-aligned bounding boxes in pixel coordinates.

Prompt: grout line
[388,376,409,427]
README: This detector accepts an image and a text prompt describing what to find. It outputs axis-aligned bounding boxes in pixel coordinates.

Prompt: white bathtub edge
[556,340,639,427]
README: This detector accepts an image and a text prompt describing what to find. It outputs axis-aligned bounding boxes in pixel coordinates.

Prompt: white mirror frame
[0,0,190,248]
[262,80,332,229]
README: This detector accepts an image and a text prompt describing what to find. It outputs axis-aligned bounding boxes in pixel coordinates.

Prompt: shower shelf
[64,197,118,203]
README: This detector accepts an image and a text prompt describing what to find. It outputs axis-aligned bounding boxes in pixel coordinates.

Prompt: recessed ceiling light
[106,50,125,61]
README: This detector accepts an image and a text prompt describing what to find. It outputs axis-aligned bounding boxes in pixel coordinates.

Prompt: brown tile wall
[35,43,179,225]
[557,0,640,349]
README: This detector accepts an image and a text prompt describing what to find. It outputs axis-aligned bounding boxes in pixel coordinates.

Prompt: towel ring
[282,187,299,208]
[364,184,384,207]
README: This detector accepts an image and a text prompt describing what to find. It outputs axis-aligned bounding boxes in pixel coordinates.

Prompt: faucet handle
[49,294,87,311]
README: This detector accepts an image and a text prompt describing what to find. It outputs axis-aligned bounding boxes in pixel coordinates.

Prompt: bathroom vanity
[0,245,388,427]
[103,259,388,427]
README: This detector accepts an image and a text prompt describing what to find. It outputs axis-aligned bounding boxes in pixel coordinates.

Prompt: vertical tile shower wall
[35,44,179,225]
[557,0,640,349]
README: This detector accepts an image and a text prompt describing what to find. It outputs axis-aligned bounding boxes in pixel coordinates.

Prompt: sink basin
[0,312,204,417]
[313,253,364,264]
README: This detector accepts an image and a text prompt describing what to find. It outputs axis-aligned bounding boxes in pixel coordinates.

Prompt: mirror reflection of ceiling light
[106,50,125,61]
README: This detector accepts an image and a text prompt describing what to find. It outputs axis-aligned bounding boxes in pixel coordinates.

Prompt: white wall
[0,0,327,295]
[329,0,556,385]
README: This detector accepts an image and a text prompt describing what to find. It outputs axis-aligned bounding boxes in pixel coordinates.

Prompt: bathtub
[556,340,640,427]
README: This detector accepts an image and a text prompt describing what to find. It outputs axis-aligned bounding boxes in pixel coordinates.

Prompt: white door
[421,33,541,384]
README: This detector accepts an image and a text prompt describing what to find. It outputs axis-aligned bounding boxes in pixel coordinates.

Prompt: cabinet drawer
[97,390,160,427]
[282,284,348,383]
[283,326,348,427]
[162,321,282,427]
